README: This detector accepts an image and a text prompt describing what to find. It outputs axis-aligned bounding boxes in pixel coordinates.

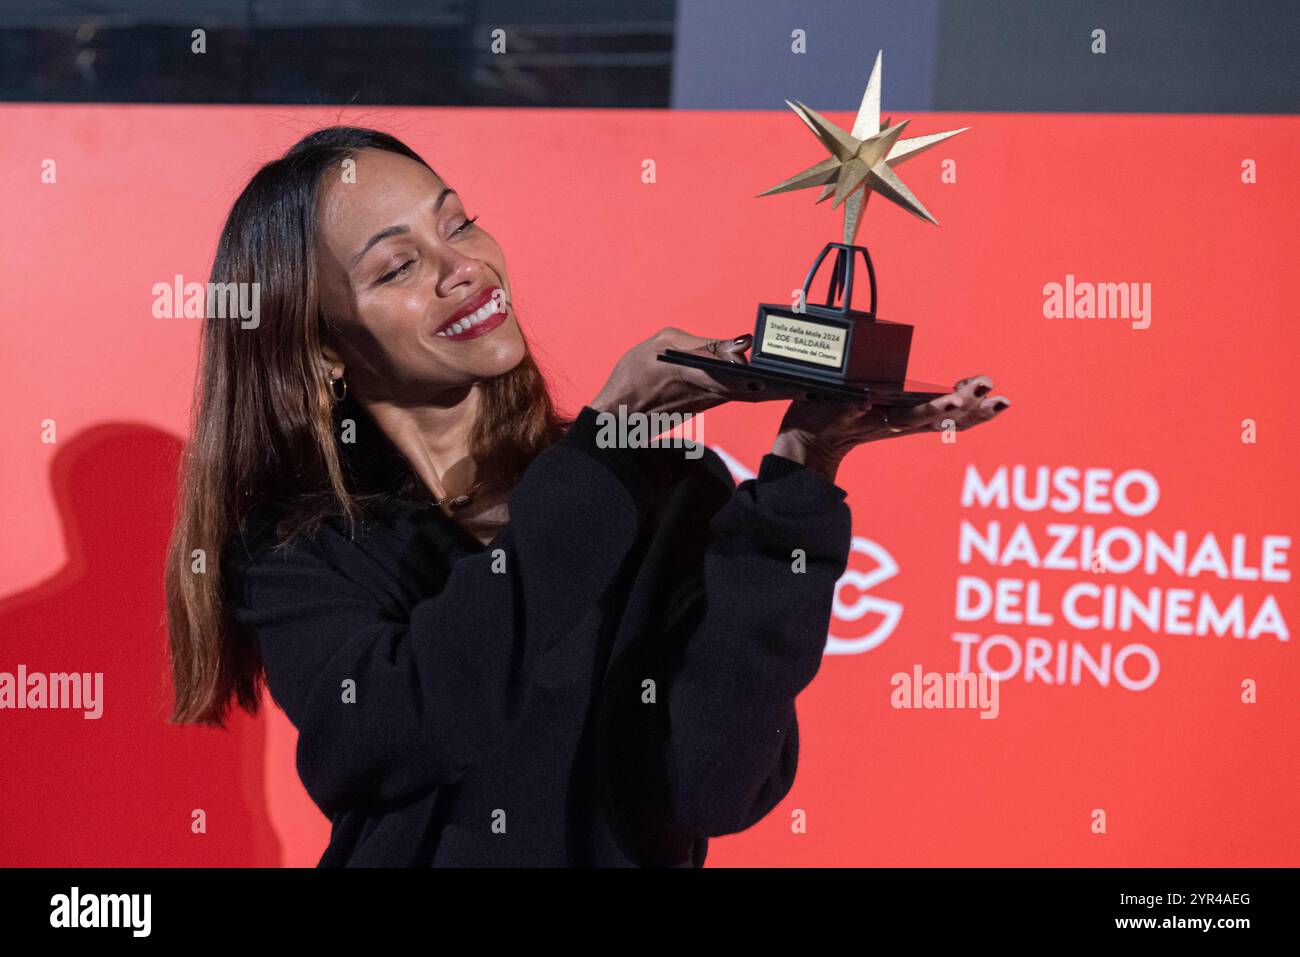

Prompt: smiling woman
[163,125,1009,868]
[307,141,543,533]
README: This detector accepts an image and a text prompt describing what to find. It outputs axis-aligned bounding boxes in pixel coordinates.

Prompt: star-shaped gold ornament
[758,50,969,244]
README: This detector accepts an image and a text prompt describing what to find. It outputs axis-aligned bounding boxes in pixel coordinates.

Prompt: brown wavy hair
[165,127,569,727]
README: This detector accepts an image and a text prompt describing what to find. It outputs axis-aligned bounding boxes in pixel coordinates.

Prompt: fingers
[713,333,752,364]
[823,374,1009,438]
[953,375,993,402]
[655,327,756,372]
[663,328,750,357]
[890,390,1003,434]
[890,392,966,432]
[967,393,1011,425]
[684,332,806,403]
[945,391,1011,431]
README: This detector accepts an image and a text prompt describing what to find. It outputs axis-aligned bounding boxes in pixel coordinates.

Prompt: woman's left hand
[771,375,1011,484]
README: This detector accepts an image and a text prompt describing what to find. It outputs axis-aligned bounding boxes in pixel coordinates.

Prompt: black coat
[221,405,851,866]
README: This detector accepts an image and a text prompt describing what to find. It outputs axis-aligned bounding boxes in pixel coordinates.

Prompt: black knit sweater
[221,404,851,866]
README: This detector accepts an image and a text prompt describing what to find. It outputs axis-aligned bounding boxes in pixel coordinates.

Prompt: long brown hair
[166,127,568,727]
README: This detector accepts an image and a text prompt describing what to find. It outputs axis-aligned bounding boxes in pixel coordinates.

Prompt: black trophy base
[657,350,948,407]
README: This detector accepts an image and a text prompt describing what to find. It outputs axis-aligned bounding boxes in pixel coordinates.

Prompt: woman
[165,127,1010,867]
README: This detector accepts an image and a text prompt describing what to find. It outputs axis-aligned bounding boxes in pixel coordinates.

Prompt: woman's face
[313,148,526,403]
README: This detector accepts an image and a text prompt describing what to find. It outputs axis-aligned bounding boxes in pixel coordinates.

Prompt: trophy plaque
[659,50,968,407]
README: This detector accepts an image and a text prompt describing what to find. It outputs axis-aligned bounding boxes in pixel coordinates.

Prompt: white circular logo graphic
[827,536,902,654]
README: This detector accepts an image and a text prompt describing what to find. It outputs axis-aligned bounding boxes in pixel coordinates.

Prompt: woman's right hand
[589,327,804,416]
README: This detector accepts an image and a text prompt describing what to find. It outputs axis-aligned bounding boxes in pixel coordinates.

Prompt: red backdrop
[1,105,1296,866]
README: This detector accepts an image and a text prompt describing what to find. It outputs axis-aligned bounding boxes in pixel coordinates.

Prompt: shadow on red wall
[0,423,278,866]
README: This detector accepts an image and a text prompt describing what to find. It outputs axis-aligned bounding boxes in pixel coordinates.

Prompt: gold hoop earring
[329,373,348,403]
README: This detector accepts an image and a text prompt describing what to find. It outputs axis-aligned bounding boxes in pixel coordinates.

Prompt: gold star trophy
[660,51,968,405]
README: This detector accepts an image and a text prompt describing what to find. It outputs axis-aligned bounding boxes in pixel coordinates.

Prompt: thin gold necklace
[433,479,492,511]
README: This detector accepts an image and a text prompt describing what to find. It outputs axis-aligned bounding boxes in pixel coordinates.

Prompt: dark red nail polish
[994,400,1008,411]
[975,384,991,396]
